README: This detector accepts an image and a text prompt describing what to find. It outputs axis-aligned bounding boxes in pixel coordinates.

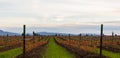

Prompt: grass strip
[94,48,120,58]
[42,38,75,58]
[0,48,22,58]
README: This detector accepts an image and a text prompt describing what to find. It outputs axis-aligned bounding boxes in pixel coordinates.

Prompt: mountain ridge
[0,30,99,36]
[0,30,20,36]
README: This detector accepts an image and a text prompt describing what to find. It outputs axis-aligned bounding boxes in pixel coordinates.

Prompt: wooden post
[23,25,26,58]
[68,34,70,48]
[6,34,9,41]
[41,36,43,40]
[79,33,82,40]
[90,35,92,47]
[79,33,82,46]
[7,34,8,38]
[69,34,70,40]
[39,34,41,41]
[112,32,114,43]
[100,24,103,58]
[33,31,35,43]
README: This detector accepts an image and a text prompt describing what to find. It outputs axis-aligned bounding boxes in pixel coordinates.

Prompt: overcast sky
[0,0,120,34]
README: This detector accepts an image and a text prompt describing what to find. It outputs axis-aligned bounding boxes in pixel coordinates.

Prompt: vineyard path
[42,37,75,58]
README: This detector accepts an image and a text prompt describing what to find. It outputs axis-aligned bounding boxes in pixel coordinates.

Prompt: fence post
[33,31,35,43]
[69,34,70,40]
[79,33,82,40]
[112,32,114,43]
[79,33,82,46]
[6,34,9,41]
[100,24,103,58]
[39,34,41,41]
[23,25,26,58]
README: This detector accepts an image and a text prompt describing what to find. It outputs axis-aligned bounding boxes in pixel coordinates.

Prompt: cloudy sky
[0,0,120,34]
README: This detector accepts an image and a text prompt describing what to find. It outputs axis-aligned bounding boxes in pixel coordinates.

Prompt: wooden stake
[100,24,103,58]
[23,25,26,58]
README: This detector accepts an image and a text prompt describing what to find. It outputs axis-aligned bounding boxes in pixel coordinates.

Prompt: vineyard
[0,35,120,58]
[1,0,120,58]
[0,36,49,58]
[0,25,120,58]
[55,36,120,58]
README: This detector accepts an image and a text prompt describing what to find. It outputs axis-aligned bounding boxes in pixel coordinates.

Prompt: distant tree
[7,34,9,37]
[86,34,88,36]
[115,34,117,36]
[26,34,30,36]
[22,33,24,36]
[55,34,57,36]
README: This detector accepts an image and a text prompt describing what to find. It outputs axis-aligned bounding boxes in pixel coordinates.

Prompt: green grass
[0,48,22,58]
[94,48,120,58]
[42,38,75,58]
